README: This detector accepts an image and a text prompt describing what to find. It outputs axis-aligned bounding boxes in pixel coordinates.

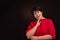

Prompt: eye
[36,11,40,13]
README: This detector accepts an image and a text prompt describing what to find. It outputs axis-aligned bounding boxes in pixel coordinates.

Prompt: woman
[26,6,56,40]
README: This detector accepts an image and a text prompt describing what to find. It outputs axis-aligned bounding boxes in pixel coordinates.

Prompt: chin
[35,17,39,20]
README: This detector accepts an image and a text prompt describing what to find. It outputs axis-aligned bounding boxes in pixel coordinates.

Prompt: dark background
[0,0,59,40]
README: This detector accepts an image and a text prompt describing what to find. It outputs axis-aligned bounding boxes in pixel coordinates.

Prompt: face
[33,11,43,20]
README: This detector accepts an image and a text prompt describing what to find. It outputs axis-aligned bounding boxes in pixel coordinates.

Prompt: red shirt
[26,18,56,39]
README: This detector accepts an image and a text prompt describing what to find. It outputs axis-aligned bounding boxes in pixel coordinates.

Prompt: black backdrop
[0,0,59,40]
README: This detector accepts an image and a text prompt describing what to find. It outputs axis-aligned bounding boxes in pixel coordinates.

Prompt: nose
[35,13,39,16]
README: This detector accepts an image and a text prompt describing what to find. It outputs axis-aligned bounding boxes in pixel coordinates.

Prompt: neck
[41,17,45,19]
[38,16,45,20]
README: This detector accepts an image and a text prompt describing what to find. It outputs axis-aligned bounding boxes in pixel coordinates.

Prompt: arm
[31,35,52,40]
[26,20,41,39]
[47,19,56,39]
[38,35,52,40]
[26,24,39,39]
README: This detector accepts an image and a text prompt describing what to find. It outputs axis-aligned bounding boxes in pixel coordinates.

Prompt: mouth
[37,16,40,18]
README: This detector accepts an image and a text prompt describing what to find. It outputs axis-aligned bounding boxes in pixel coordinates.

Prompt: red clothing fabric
[26,18,56,39]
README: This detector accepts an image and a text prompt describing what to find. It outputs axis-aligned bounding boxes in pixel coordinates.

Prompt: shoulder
[44,18,54,24]
[45,18,53,22]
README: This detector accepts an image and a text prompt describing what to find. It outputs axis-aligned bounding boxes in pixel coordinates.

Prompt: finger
[37,19,40,22]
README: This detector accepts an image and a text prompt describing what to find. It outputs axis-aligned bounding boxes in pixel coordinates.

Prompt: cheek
[34,15,36,17]
[34,15,37,18]
[39,13,42,16]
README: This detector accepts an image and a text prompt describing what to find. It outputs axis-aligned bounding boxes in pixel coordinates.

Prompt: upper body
[26,18,56,40]
[26,6,56,40]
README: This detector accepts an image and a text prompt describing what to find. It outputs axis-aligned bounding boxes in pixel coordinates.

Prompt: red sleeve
[25,22,34,33]
[48,19,56,39]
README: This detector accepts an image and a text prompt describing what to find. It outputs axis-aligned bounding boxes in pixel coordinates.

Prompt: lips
[37,16,40,18]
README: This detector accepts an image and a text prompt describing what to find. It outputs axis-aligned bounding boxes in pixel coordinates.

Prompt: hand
[36,19,41,27]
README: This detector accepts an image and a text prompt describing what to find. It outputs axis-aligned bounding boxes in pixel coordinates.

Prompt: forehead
[33,10,41,13]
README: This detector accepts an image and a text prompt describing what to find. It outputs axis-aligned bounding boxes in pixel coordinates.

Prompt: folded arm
[31,35,52,40]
